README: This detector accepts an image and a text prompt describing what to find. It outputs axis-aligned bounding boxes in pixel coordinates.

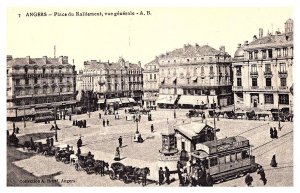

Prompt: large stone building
[76,57,143,110]
[142,58,159,108]
[7,55,77,121]
[156,44,233,108]
[232,19,293,111]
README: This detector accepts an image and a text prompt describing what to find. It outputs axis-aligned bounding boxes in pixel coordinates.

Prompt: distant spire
[54,45,56,58]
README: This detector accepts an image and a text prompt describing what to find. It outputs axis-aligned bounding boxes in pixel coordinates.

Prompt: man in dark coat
[164,167,170,185]
[76,147,81,157]
[206,172,213,186]
[99,113,101,119]
[158,167,164,185]
[270,154,278,167]
[257,166,267,185]
[75,120,78,126]
[50,137,54,147]
[69,114,72,121]
[118,136,122,148]
[245,173,253,186]
[73,120,75,126]
[83,120,86,128]
[107,119,109,126]
[77,137,82,148]
[270,127,274,139]
[103,119,105,127]
[151,124,154,133]
[46,137,50,147]
[273,127,278,139]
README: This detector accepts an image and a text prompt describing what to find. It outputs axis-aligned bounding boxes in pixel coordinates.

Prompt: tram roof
[203,136,249,148]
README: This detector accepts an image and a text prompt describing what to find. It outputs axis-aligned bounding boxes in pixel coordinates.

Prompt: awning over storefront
[97,99,106,104]
[107,98,121,104]
[120,97,130,103]
[128,98,136,103]
[178,95,208,106]
[156,95,177,104]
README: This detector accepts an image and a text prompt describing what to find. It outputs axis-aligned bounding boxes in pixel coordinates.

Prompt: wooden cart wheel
[109,170,116,180]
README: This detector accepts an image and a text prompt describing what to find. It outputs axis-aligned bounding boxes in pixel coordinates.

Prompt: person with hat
[114,147,121,161]
[158,167,164,186]
[77,137,82,148]
[257,165,267,185]
[118,136,123,148]
[245,173,253,186]
[164,166,170,185]
[270,153,278,167]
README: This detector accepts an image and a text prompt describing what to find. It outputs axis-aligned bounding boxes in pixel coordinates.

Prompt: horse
[94,160,109,176]
[134,167,150,186]
[23,140,37,151]
[8,135,19,147]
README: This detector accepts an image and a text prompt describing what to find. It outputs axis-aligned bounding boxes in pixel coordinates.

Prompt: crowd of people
[73,119,87,128]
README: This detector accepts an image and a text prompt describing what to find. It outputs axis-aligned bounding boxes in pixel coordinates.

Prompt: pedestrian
[99,113,101,119]
[50,124,54,131]
[270,153,278,167]
[75,120,78,126]
[76,147,81,157]
[257,165,267,185]
[69,114,72,121]
[158,167,164,186]
[164,166,170,185]
[46,137,50,146]
[270,127,274,139]
[205,172,213,186]
[83,120,86,128]
[139,114,141,122]
[118,136,122,148]
[114,147,120,161]
[245,173,253,187]
[115,115,117,120]
[77,137,82,148]
[125,109,127,113]
[174,111,176,119]
[107,119,109,126]
[73,120,75,126]
[273,127,278,139]
[50,137,54,147]
[177,161,183,186]
[151,124,154,133]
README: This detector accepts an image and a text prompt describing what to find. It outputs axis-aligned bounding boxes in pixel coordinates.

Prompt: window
[251,64,257,73]
[280,78,287,87]
[262,50,267,59]
[252,78,257,86]
[236,152,242,160]
[237,78,242,86]
[225,155,231,163]
[60,77,63,83]
[209,57,213,62]
[210,66,213,73]
[279,63,286,73]
[15,79,20,85]
[283,48,288,57]
[25,78,29,85]
[201,66,204,74]
[230,154,236,162]
[279,94,289,105]
[249,52,253,59]
[43,87,47,94]
[266,78,272,86]
[268,49,273,58]
[154,74,156,80]
[277,48,281,57]
[242,150,250,159]
[265,64,271,72]
[264,94,274,104]
[219,156,225,164]
[150,74,152,80]
[236,66,241,74]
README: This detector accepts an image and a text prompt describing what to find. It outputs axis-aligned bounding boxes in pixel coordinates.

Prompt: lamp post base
[133,133,143,143]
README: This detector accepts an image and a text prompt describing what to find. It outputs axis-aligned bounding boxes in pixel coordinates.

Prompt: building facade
[142,58,159,108]
[232,19,293,111]
[7,55,77,120]
[76,57,143,109]
[156,44,233,108]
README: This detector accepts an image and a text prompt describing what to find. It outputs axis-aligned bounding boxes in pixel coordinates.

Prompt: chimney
[195,43,199,48]
[43,56,47,64]
[59,56,63,64]
[219,46,225,53]
[253,35,257,41]
[244,41,249,46]
[237,43,241,48]
[7,55,12,61]
[259,28,263,38]
[26,56,30,64]
[138,61,141,67]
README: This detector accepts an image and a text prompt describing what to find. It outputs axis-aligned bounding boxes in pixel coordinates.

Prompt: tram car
[190,136,260,183]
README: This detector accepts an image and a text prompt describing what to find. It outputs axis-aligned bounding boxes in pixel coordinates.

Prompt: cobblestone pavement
[7,108,293,187]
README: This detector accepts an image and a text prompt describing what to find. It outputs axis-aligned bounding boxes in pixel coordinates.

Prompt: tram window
[210,157,218,167]
[242,150,250,159]
[202,159,209,169]
[219,156,225,164]
[225,155,231,163]
[231,153,236,162]
[237,153,242,160]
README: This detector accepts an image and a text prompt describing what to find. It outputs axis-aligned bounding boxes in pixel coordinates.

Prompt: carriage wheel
[109,170,116,180]
[123,175,130,184]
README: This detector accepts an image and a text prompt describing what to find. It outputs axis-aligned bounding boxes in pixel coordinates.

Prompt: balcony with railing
[264,86,273,90]
[279,86,288,90]
[250,71,258,75]
[236,71,242,76]
[250,86,259,90]
[264,71,273,75]
[278,71,288,78]
[233,86,243,90]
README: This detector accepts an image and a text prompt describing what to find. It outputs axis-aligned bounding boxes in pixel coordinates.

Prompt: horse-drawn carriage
[74,153,109,175]
[35,142,55,156]
[186,109,203,118]
[128,108,139,114]
[109,162,150,186]
[7,134,19,147]
[139,109,151,115]
[55,144,74,164]
[246,111,257,120]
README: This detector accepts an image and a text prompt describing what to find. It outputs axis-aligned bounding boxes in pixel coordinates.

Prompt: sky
[7,7,293,70]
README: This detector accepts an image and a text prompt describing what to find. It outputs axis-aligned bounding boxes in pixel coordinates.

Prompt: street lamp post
[54,106,58,142]
[133,112,142,143]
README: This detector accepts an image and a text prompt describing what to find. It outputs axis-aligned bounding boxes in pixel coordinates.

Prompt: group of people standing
[245,165,268,186]
[73,120,87,128]
[270,127,278,139]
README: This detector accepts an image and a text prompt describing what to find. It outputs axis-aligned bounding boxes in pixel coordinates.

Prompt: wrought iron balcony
[264,86,273,90]
[233,86,243,90]
[251,86,259,90]
[264,71,272,75]
[250,71,258,75]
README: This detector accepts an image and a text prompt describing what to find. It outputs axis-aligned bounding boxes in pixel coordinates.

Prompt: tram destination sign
[216,140,249,152]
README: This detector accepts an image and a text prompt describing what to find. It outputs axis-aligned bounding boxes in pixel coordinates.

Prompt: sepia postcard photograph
[2,0,298,191]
